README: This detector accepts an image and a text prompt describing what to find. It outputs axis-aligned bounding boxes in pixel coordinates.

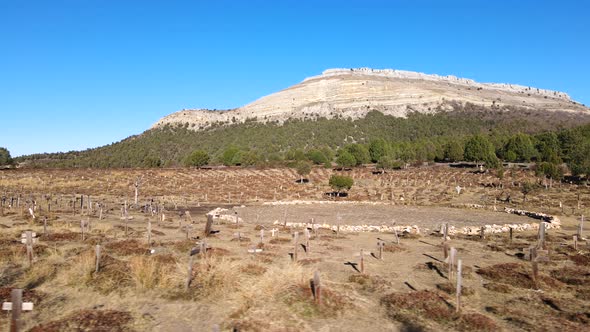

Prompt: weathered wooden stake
[360,248,365,274]
[448,247,457,281]
[25,231,33,267]
[443,242,449,259]
[456,259,462,313]
[260,229,264,244]
[147,220,152,246]
[538,222,546,249]
[10,288,22,332]
[95,245,101,273]
[43,217,47,235]
[305,228,310,254]
[443,223,449,241]
[573,235,578,250]
[81,219,86,241]
[509,227,513,243]
[204,214,213,237]
[293,232,299,261]
[530,247,539,289]
[186,254,194,290]
[313,271,321,305]
[378,241,385,260]
[480,226,485,240]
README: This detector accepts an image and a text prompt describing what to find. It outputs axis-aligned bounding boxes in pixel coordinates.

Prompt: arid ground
[0,165,588,331]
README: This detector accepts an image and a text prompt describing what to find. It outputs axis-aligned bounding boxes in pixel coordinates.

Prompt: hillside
[14,68,590,169]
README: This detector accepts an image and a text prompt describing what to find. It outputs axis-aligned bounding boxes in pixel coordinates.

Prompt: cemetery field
[0,166,589,331]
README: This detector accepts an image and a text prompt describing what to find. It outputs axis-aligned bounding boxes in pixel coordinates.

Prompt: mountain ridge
[152,68,588,130]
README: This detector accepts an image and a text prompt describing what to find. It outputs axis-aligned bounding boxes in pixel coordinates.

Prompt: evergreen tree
[464,135,497,167]
[184,150,210,168]
[0,147,12,166]
[336,149,356,168]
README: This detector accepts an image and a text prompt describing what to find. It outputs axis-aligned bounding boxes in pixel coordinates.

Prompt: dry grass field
[0,165,588,331]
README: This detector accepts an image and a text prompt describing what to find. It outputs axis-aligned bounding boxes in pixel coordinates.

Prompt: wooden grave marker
[456,259,462,313]
[2,289,34,332]
[95,245,101,273]
[311,271,321,305]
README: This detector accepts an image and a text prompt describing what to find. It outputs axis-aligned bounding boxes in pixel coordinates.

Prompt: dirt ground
[0,166,588,331]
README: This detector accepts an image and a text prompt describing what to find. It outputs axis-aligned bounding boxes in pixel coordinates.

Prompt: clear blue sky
[1,0,588,156]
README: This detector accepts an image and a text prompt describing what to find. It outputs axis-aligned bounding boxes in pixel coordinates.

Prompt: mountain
[15,68,590,169]
[152,68,587,130]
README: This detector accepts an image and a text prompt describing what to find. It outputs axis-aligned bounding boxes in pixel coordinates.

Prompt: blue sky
[1,0,588,156]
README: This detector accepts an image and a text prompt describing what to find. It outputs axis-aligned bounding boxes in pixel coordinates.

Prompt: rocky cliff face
[152,68,588,130]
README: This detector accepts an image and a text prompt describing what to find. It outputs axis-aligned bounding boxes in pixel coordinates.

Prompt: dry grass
[29,309,134,332]
[128,255,181,290]
[476,262,564,290]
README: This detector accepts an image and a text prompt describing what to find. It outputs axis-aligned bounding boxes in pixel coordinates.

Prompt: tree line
[12,104,590,179]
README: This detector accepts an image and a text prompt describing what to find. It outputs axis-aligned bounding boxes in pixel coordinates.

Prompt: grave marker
[456,259,462,313]
[95,245,101,273]
[312,271,321,305]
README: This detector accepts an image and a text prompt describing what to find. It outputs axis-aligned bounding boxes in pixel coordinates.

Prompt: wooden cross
[2,289,34,332]
[21,231,37,266]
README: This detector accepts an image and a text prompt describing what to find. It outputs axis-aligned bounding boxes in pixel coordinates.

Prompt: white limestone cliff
[152,68,587,130]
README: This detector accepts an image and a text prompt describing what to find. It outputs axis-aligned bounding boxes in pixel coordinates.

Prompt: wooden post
[509,227,513,243]
[530,247,539,289]
[443,242,449,259]
[147,220,152,246]
[10,288,22,332]
[573,235,578,250]
[480,226,485,240]
[305,228,310,254]
[25,231,33,267]
[260,229,264,244]
[81,219,86,241]
[313,271,321,305]
[293,232,299,261]
[95,245,101,273]
[186,254,194,290]
[204,214,213,237]
[43,217,47,235]
[538,222,546,249]
[579,215,585,239]
[448,247,457,281]
[456,259,462,313]
[360,248,365,274]
[378,241,385,260]
[200,241,207,259]
[393,224,400,244]
[134,176,142,205]
[443,223,448,241]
